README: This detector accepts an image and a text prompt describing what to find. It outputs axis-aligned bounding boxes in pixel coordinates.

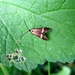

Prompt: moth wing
[44,28,51,33]
[30,29,41,37]
[31,31,48,40]
[42,35,48,40]
[30,28,42,32]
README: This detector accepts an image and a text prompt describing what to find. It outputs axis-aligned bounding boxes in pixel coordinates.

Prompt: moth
[19,20,51,40]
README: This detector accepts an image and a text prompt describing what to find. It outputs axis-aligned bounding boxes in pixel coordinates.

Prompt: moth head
[29,29,34,32]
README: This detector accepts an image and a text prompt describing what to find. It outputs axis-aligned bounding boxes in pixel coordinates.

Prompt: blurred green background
[1,61,75,75]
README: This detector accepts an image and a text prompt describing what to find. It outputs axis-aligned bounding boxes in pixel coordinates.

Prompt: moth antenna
[17,30,29,42]
[19,20,30,38]
[19,30,29,39]
[24,20,29,30]
[17,20,29,42]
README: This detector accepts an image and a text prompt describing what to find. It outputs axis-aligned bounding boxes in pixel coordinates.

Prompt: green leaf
[0,0,75,72]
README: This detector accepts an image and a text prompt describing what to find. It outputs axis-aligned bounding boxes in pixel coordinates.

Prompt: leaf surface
[0,0,75,72]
